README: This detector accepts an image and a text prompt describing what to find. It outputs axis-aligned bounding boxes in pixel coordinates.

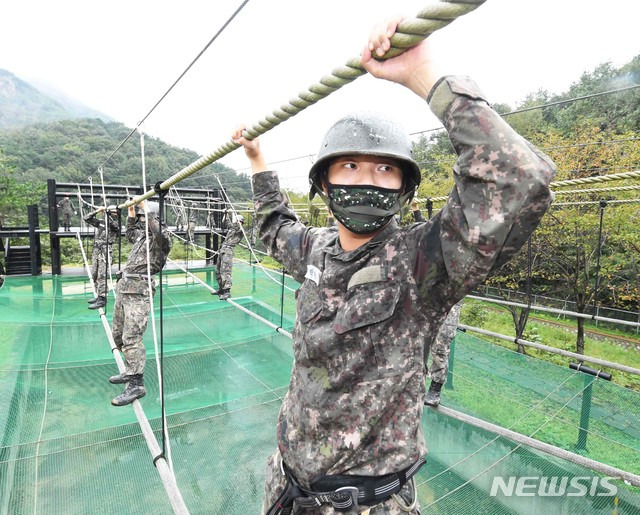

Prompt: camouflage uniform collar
[325,218,399,262]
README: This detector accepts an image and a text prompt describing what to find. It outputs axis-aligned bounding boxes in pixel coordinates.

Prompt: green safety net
[1,263,639,514]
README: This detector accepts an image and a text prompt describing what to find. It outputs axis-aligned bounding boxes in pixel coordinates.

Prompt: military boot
[219,289,231,301]
[111,374,146,406]
[87,296,98,304]
[109,373,130,384]
[424,381,444,407]
[88,296,106,309]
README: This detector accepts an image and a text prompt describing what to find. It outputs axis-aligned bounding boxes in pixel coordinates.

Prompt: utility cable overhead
[409,83,640,136]
[98,0,252,170]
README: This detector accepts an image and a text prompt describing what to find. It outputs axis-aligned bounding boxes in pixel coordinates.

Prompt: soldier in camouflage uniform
[188,201,198,242]
[109,200,172,406]
[411,202,463,407]
[214,211,244,301]
[234,18,555,514]
[57,194,76,232]
[85,206,120,310]
[424,299,462,407]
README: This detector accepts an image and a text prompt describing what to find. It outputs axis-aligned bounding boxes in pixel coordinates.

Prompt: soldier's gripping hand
[360,16,443,100]
[232,125,267,175]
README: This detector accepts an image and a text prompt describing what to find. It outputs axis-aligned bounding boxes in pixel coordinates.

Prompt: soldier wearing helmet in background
[109,200,172,406]
[411,200,463,407]
[214,210,244,301]
[57,193,76,232]
[188,200,198,242]
[234,16,556,514]
[84,206,120,310]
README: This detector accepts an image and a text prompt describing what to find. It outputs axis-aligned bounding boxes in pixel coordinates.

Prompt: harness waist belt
[123,272,154,279]
[266,456,426,514]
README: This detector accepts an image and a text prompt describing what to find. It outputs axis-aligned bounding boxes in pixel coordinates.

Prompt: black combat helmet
[308,112,421,202]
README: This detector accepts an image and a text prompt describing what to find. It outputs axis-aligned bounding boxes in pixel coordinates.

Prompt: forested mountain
[0,69,110,129]
[0,117,250,195]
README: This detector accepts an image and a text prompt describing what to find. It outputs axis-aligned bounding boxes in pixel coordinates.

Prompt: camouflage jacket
[84,213,119,247]
[117,216,172,294]
[58,198,75,215]
[252,75,556,486]
[189,203,198,223]
[221,220,243,249]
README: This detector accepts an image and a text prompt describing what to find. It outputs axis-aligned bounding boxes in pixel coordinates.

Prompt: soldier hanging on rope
[233,15,556,514]
[109,200,172,406]
[214,209,244,301]
[85,206,120,310]
[57,193,76,232]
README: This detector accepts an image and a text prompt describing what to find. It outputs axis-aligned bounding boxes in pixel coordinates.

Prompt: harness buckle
[331,486,359,511]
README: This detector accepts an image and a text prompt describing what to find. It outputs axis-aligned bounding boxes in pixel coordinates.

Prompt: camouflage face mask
[327,183,402,235]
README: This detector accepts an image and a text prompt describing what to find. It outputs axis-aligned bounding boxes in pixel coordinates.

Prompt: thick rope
[116,0,487,209]
[551,184,640,196]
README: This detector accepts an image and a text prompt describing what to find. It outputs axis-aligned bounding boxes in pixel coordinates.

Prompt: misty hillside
[0,69,111,129]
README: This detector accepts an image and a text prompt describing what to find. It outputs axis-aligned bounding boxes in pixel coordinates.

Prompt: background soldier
[411,201,463,406]
[425,300,463,406]
[175,205,186,232]
[57,194,76,231]
[109,200,172,407]
[234,15,555,513]
[214,210,244,301]
[85,206,120,310]
[188,200,198,242]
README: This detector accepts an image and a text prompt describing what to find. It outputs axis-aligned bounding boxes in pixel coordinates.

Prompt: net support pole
[435,405,640,487]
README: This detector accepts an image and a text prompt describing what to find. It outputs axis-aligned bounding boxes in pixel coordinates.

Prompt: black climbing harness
[266,456,425,514]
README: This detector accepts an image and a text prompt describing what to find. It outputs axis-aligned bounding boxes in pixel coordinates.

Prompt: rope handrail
[466,294,640,328]
[115,0,487,210]
[459,323,640,377]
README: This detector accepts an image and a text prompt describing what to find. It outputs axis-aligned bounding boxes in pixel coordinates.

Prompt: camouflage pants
[188,221,196,241]
[215,247,234,291]
[90,245,111,297]
[111,292,152,375]
[427,300,463,384]
[62,213,71,228]
[261,451,421,514]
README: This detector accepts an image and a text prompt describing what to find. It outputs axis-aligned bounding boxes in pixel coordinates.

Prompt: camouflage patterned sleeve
[252,171,319,283]
[412,209,425,223]
[108,218,120,236]
[125,216,141,243]
[413,76,556,307]
[83,213,101,229]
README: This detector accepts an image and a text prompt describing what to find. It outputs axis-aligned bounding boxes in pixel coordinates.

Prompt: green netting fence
[1,262,639,514]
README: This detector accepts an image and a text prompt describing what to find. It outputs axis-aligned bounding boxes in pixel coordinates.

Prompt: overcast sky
[2,0,638,193]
